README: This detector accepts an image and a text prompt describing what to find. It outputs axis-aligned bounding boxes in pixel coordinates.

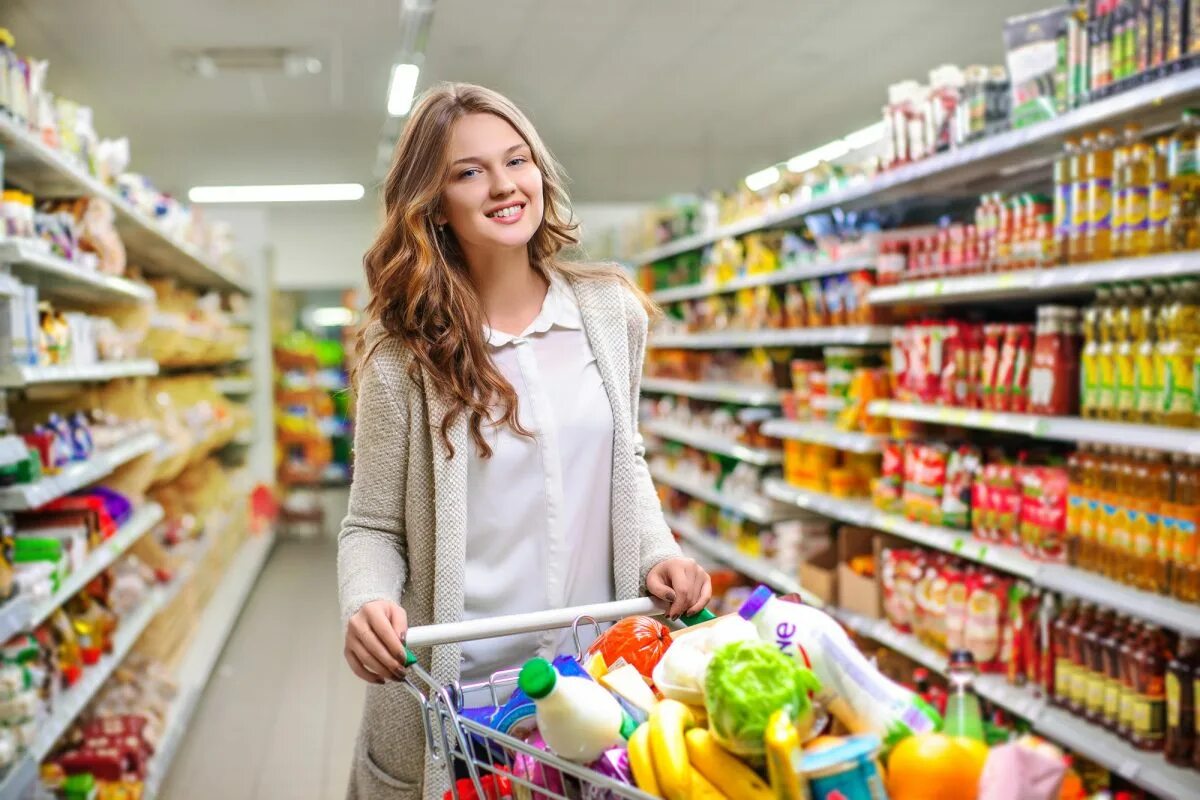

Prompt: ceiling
[5,0,1050,204]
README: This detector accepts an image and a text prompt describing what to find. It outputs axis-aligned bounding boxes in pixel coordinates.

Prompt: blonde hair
[360,82,651,458]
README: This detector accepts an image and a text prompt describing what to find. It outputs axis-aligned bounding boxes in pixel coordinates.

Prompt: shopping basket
[402,597,669,800]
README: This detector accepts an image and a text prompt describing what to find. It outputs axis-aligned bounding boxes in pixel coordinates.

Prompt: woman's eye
[459,168,481,179]
[508,157,527,167]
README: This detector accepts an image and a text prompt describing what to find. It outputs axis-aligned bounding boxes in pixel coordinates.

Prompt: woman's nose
[490,175,516,197]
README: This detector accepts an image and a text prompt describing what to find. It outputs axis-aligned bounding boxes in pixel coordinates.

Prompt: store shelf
[0,359,160,388]
[28,503,165,628]
[0,431,161,511]
[761,419,886,453]
[214,377,254,395]
[641,377,782,406]
[0,595,32,652]
[0,116,250,295]
[630,69,1200,267]
[649,465,799,525]
[650,325,891,350]
[0,756,37,800]
[0,238,155,305]
[868,251,1200,307]
[868,400,1200,454]
[142,530,275,799]
[649,258,875,304]
[642,419,782,465]
[760,478,878,527]
[665,512,808,598]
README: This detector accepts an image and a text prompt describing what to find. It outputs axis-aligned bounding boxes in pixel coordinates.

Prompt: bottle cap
[737,585,775,622]
[948,649,977,668]
[517,657,557,700]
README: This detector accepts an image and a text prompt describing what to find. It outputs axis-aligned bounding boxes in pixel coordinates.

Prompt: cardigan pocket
[362,747,419,791]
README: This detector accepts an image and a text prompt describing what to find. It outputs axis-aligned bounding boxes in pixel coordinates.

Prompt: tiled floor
[160,535,364,800]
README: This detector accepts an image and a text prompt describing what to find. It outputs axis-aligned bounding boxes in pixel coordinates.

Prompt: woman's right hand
[344,599,410,684]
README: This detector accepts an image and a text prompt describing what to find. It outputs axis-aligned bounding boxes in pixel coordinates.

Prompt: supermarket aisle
[161,535,364,800]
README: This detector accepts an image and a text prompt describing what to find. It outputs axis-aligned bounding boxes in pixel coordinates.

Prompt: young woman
[338,83,712,800]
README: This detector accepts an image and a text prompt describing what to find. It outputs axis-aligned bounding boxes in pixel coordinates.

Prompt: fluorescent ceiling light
[188,183,365,204]
[388,63,420,116]
[744,166,781,192]
[786,139,852,174]
[309,306,357,327]
[844,121,886,149]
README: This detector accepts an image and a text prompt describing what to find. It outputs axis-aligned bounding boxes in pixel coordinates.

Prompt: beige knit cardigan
[337,274,682,800]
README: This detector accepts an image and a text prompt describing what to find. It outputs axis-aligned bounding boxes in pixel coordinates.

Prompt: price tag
[952,538,966,553]
[998,274,1017,288]
[978,545,990,561]
[1033,419,1051,437]
[1115,760,1141,781]
[978,412,997,427]
[933,280,944,296]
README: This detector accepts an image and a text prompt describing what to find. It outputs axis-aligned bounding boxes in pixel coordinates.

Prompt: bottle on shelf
[1080,302,1101,419]
[1148,136,1171,254]
[1130,451,1161,591]
[1101,614,1132,731]
[1108,447,1136,583]
[1131,624,1170,751]
[1167,110,1200,252]
[1083,608,1116,723]
[1118,618,1144,738]
[1055,137,1079,265]
[1094,446,1119,577]
[1166,636,1200,766]
[1088,128,1117,262]
[1124,140,1152,258]
[1114,285,1137,421]
[1052,598,1080,708]
[1067,448,1087,566]
[1112,123,1136,259]
[1067,602,1096,714]
[1172,453,1200,601]
[943,649,986,742]
[1071,133,1095,262]
[1133,283,1160,423]
[1097,284,1118,419]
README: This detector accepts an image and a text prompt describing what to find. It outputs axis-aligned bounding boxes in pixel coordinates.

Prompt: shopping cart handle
[403,596,671,651]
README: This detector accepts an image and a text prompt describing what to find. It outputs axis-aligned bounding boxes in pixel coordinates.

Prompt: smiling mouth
[486,203,525,219]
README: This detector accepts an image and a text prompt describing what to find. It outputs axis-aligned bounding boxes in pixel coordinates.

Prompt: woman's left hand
[646,557,712,620]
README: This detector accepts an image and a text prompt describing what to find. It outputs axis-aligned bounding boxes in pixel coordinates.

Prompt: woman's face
[438,113,544,253]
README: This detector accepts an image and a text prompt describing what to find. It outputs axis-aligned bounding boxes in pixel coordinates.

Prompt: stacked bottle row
[1054,114,1200,265]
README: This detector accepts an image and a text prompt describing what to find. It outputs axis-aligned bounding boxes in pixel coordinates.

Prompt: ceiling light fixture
[388,63,420,116]
[744,166,781,193]
[188,183,365,204]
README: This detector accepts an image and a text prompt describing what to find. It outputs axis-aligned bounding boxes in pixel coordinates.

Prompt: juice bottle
[1125,142,1152,257]
[1084,608,1116,722]
[1173,454,1200,601]
[943,650,986,742]
[1133,284,1159,422]
[1052,599,1080,707]
[1115,285,1137,420]
[1149,136,1172,254]
[1102,615,1134,730]
[1119,620,1144,737]
[1112,124,1135,258]
[1081,303,1100,418]
[1167,110,1200,252]
[1071,134,1096,262]
[1089,128,1118,262]
[1056,137,1078,265]
[1067,602,1095,714]
[1166,637,1200,765]
[1132,625,1170,751]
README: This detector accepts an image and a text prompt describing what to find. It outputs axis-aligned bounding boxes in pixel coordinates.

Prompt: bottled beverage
[1166,636,1200,765]
[1112,124,1135,258]
[517,657,626,763]
[1149,136,1172,253]
[1083,609,1116,722]
[1089,128,1118,261]
[1126,142,1152,257]
[1071,134,1095,262]
[1132,625,1170,751]
[1052,599,1079,707]
[1102,615,1133,730]
[1118,620,1144,737]
[1114,285,1137,421]
[1167,110,1200,252]
[1133,284,1160,423]
[1173,454,1200,601]
[1067,603,1095,713]
[943,650,986,742]
[1081,304,1100,418]
[1098,285,1119,419]
[1055,138,1078,265]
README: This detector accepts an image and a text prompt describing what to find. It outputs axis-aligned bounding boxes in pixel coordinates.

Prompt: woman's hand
[344,599,410,684]
[646,557,713,620]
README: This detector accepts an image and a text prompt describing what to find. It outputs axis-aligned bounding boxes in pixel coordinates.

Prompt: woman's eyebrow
[449,143,528,168]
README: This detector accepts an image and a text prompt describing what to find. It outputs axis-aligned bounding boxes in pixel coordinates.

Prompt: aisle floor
[161,536,364,800]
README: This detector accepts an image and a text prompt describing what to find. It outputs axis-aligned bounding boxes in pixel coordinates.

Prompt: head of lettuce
[704,639,823,756]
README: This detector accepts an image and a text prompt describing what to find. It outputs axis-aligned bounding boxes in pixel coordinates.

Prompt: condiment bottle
[1119,619,1144,737]
[1083,608,1116,723]
[1098,285,1119,420]
[1066,448,1087,565]
[1102,615,1134,730]
[1067,602,1095,714]
[1132,625,1170,751]
[1112,124,1134,259]
[1130,451,1159,590]
[1094,446,1119,578]
[1089,127,1117,262]
[1052,599,1080,708]
[1071,134,1096,262]
[1114,285,1137,421]
[1166,636,1200,765]
[1109,448,1137,583]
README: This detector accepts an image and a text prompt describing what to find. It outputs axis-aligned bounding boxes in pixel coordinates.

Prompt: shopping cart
[402,597,670,800]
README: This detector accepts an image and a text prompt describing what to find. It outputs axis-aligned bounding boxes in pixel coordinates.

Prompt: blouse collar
[484,273,583,347]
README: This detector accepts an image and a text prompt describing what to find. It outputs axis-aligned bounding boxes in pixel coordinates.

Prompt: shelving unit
[0,431,161,510]
[761,419,886,453]
[641,419,782,466]
[640,377,781,406]
[213,377,254,396]
[665,512,807,597]
[631,70,1200,267]
[868,251,1200,307]
[650,325,891,350]
[867,400,1200,454]
[0,239,156,305]
[649,465,799,525]
[0,360,160,389]
[649,257,875,303]
[0,116,250,294]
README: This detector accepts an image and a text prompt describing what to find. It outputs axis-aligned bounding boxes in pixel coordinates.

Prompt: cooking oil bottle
[1130,451,1161,591]
[1089,128,1118,262]
[1110,448,1137,583]
[1098,285,1119,420]
[1125,141,1153,257]
[1113,124,1139,259]
[1131,283,1158,422]
[1160,279,1199,428]
[1149,137,1172,254]
[1172,454,1200,601]
[1072,133,1096,262]
[1056,137,1079,265]
[1081,301,1100,418]
[1168,110,1200,252]
[1095,445,1119,578]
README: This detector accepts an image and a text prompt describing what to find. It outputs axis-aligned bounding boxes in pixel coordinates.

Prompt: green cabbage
[704,640,822,756]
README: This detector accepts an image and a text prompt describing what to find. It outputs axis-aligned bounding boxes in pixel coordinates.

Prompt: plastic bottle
[1052,599,1080,707]
[1166,636,1200,765]
[1089,128,1118,261]
[1126,141,1153,258]
[1097,285,1119,420]
[1149,136,1172,253]
[1112,125,1134,258]
[517,657,626,763]
[1055,138,1078,265]
[1080,446,1102,570]
[1081,303,1100,418]
[1133,284,1159,423]
[1114,285,1137,421]
[1101,615,1133,730]
[1094,446,1119,577]
[1084,608,1116,722]
[1118,619,1143,737]
[1173,455,1200,601]
[1066,602,1095,714]
[735,586,941,743]
[1168,110,1200,252]
[1110,449,1137,582]
[1071,134,1096,262]
[1142,452,1171,591]
[942,650,986,742]
[1132,625,1170,751]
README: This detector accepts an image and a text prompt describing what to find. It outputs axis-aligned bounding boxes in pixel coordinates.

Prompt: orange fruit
[887,734,986,800]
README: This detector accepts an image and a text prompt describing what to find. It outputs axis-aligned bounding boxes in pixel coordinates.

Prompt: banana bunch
[627,700,772,800]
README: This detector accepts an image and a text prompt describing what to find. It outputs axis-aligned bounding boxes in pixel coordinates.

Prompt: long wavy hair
[360,82,653,458]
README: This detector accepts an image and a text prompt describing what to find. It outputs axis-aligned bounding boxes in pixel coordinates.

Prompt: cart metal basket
[402,597,668,800]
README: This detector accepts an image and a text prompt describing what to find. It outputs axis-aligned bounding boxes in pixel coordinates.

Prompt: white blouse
[461,276,616,680]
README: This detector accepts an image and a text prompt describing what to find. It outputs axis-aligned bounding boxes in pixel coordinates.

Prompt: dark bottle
[1167,636,1200,765]
[1053,599,1080,706]
[1132,624,1170,751]
[1067,603,1096,714]
[1084,609,1116,722]
[1119,620,1145,736]
[1102,614,1133,729]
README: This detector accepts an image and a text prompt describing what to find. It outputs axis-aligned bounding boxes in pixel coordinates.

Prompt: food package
[653,614,758,705]
[586,616,672,680]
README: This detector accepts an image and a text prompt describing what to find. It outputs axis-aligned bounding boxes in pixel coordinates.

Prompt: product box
[837,526,881,619]
[799,538,838,606]
[1004,5,1073,128]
